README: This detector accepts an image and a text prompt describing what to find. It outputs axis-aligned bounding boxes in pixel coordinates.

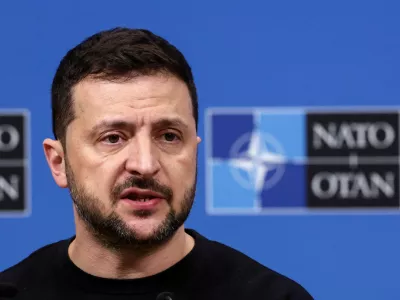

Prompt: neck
[68,222,194,279]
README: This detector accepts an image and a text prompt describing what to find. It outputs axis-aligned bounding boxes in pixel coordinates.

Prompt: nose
[124,133,160,177]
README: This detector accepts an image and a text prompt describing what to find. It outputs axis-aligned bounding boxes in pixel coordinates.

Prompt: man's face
[60,74,200,248]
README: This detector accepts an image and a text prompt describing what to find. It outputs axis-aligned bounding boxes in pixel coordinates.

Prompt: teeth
[137,198,150,202]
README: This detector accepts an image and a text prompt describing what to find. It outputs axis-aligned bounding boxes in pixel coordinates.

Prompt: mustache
[111,176,173,202]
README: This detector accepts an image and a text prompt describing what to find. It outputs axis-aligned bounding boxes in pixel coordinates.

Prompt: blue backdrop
[1,1,400,299]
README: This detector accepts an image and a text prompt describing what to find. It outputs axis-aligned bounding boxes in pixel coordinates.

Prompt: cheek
[165,154,197,191]
[69,153,120,195]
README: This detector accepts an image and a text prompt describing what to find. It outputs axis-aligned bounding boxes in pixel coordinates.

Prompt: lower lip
[120,198,164,210]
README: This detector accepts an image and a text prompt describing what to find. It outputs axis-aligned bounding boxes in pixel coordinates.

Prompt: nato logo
[205,107,400,215]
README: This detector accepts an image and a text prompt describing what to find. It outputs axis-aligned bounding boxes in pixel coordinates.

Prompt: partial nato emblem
[205,107,399,214]
[0,110,31,217]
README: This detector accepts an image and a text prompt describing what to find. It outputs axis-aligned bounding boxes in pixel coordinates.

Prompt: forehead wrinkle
[70,76,193,125]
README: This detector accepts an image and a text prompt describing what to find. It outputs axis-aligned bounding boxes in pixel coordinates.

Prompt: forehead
[71,74,194,125]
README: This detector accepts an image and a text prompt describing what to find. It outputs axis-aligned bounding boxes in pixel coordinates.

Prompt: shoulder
[0,238,71,284]
[189,230,314,299]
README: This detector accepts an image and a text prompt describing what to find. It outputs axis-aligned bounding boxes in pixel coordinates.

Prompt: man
[0,27,313,300]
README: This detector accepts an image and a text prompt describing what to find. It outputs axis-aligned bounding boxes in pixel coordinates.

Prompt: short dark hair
[51,27,198,144]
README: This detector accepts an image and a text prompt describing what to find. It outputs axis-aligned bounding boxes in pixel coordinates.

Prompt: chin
[124,214,166,233]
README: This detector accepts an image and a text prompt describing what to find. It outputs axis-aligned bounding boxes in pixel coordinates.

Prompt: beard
[65,158,196,251]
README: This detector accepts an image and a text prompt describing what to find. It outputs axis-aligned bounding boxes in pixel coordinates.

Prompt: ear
[43,138,68,188]
[196,136,202,144]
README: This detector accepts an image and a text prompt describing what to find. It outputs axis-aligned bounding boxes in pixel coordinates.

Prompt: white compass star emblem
[229,131,286,191]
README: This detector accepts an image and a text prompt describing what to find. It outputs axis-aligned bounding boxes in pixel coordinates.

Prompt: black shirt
[0,229,313,300]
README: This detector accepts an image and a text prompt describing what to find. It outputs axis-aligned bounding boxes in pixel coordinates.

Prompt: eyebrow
[89,120,131,135]
[88,117,189,137]
[152,118,189,131]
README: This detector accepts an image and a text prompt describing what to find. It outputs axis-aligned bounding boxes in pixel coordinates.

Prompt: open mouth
[124,195,155,202]
[120,188,164,203]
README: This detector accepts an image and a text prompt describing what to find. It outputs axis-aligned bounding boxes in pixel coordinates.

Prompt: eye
[103,134,122,144]
[162,132,180,142]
